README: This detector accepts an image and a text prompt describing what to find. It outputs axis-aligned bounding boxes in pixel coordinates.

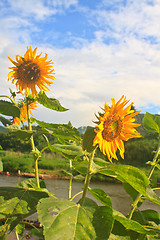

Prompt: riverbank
[2,170,160,187]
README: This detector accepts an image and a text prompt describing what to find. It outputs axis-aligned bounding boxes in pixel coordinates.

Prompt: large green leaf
[37,91,68,112]
[37,197,115,240]
[0,100,20,118]
[37,198,96,240]
[98,164,150,196]
[0,187,49,238]
[143,112,160,133]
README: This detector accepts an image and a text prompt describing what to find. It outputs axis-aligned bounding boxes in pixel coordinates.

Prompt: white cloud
[7,0,56,20]
[0,0,160,127]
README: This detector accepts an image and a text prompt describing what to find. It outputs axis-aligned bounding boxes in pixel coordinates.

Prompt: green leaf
[37,198,96,240]
[89,189,114,239]
[15,223,25,236]
[46,142,84,161]
[0,100,20,118]
[0,187,49,237]
[82,126,97,153]
[114,211,155,235]
[133,209,160,225]
[5,125,34,140]
[93,206,114,240]
[143,112,160,133]
[146,186,160,205]
[89,188,112,207]
[37,91,68,112]
[0,115,11,126]
[33,118,81,143]
[16,178,46,190]
[141,210,160,226]
[99,164,150,196]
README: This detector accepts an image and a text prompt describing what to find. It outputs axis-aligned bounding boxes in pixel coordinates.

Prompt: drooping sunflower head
[93,95,142,162]
[8,46,55,96]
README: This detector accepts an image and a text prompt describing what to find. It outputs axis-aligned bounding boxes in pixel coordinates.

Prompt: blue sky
[0,0,160,127]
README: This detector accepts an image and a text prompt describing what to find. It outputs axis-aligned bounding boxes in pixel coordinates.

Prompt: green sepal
[143,112,160,134]
[0,100,20,117]
[37,91,68,112]
[82,126,97,153]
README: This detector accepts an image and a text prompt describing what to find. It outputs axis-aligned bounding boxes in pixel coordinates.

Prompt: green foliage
[33,118,81,143]
[0,100,20,118]
[37,91,68,112]
[0,186,49,239]
[123,138,158,167]
[143,112,160,134]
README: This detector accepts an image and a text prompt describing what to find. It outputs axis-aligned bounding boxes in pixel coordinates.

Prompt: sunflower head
[8,46,55,96]
[93,95,142,162]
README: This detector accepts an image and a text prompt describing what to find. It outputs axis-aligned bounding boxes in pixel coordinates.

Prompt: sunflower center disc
[102,115,123,141]
[18,61,40,83]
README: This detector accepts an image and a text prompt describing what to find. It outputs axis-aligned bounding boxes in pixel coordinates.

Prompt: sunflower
[8,46,55,96]
[93,95,141,162]
[13,101,38,126]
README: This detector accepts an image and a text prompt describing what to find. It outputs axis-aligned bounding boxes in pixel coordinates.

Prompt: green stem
[27,99,40,188]
[70,191,84,201]
[0,95,16,104]
[15,230,20,240]
[68,160,73,200]
[80,149,96,206]
[128,137,160,220]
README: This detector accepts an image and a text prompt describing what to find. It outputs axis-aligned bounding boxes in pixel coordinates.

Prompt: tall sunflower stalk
[8,46,55,188]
